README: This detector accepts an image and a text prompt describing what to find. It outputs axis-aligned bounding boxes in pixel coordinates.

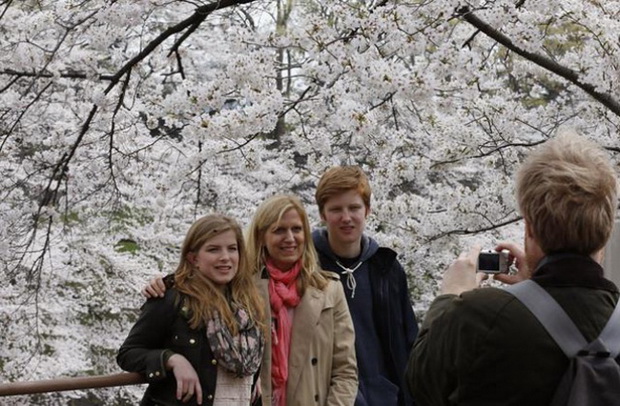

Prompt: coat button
[189,338,196,344]
[207,394,214,400]
[315,394,319,401]
[311,357,318,365]
[211,359,217,365]
[155,371,160,377]
[148,373,154,378]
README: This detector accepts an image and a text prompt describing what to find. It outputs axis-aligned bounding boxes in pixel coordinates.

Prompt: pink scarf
[266,258,302,406]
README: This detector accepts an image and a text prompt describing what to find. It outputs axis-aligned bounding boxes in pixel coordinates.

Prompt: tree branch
[43,0,257,203]
[455,6,620,117]
[430,139,545,169]
[0,69,115,81]
[0,81,53,153]
[218,85,314,154]
[428,215,523,242]
[13,0,259,284]
[105,0,256,89]
[107,70,132,197]
[0,0,13,22]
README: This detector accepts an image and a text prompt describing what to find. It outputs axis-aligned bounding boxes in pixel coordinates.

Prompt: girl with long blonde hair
[118,214,264,406]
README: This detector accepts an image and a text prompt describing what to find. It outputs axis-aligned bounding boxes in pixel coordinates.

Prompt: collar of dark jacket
[368,247,398,274]
[531,253,618,293]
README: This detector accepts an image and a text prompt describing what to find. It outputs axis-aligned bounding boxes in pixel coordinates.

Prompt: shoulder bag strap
[504,280,587,357]
[597,299,620,357]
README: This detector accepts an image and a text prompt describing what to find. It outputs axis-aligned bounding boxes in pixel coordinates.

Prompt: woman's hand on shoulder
[142,275,167,298]
[166,354,203,404]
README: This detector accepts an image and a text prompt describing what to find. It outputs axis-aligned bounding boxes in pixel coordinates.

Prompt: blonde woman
[247,195,357,406]
[118,214,264,406]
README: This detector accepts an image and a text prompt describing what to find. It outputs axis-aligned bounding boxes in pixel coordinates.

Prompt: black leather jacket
[117,288,218,406]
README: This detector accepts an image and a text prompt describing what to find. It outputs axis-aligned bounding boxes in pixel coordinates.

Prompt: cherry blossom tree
[1,0,618,403]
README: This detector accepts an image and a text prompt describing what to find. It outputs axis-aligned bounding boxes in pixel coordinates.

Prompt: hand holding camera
[440,245,485,295]
[490,241,532,284]
[441,243,529,295]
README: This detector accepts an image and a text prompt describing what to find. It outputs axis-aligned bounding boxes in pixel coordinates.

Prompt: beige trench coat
[258,272,358,406]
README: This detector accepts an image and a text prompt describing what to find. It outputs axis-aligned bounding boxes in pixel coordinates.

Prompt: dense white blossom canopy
[1,0,618,404]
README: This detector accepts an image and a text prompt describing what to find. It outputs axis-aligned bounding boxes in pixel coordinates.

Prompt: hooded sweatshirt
[313,228,399,406]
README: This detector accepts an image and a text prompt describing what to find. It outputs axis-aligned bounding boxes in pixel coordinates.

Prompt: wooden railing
[0,372,145,397]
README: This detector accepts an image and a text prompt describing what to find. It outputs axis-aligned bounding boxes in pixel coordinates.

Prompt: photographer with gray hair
[406,131,619,406]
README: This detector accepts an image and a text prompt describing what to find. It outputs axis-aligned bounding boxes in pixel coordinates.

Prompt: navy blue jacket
[313,229,419,406]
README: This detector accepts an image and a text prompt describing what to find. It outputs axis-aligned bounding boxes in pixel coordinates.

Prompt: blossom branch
[455,5,620,117]
[40,0,258,208]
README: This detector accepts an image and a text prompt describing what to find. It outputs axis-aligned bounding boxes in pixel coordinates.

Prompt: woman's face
[189,230,239,289]
[263,208,305,270]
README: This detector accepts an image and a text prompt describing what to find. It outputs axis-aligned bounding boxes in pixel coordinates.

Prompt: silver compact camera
[477,250,510,274]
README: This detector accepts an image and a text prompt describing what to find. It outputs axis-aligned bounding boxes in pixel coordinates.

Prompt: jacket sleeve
[394,260,419,406]
[117,290,178,383]
[396,260,419,351]
[405,294,459,406]
[326,280,359,406]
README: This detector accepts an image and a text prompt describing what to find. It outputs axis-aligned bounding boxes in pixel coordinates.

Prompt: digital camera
[477,250,510,274]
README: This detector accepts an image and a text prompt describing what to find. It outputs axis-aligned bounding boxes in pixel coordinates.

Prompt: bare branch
[428,215,523,242]
[174,50,186,79]
[0,0,13,21]
[0,69,115,81]
[461,0,527,49]
[0,74,20,92]
[106,1,255,89]
[107,70,132,197]
[194,141,203,218]
[430,139,545,169]
[0,81,53,153]
[167,20,202,58]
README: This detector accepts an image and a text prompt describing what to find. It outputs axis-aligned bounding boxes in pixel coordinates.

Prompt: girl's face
[188,230,239,289]
[263,208,305,270]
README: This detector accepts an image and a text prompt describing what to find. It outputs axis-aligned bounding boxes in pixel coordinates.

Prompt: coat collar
[531,253,618,293]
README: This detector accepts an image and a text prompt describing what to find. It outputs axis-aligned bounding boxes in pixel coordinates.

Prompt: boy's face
[321,189,369,249]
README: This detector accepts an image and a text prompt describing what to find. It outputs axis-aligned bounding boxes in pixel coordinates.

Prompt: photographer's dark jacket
[117,288,218,406]
[312,229,419,406]
[406,255,620,406]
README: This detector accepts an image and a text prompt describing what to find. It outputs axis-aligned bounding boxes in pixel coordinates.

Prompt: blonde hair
[175,214,264,333]
[315,166,372,215]
[516,131,618,255]
[246,195,328,294]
